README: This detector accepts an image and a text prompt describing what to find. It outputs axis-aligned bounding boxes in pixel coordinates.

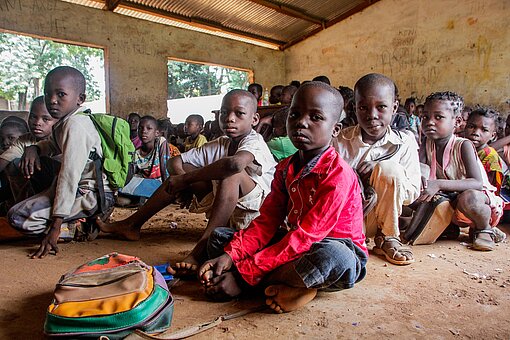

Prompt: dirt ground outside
[0,205,509,339]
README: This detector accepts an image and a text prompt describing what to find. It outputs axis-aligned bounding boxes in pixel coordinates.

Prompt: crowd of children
[0,65,508,314]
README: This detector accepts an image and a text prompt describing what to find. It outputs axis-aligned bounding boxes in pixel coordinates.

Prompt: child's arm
[418,140,483,202]
[490,135,510,151]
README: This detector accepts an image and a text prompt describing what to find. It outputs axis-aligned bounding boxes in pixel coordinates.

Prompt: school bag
[403,193,455,245]
[44,253,174,339]
[80,112,135,190]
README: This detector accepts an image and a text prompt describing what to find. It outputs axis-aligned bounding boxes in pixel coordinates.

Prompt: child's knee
[371,160,405,184]
[456,190,486,210]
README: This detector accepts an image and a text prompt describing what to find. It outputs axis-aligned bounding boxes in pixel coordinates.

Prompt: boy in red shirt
[199,82,367,313]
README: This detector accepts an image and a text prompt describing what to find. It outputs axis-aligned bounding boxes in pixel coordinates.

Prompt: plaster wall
[284,0,510,109]
[0,0,285,118]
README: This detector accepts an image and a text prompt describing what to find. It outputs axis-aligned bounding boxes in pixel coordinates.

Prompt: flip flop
[374,235,415,265]
[472,229,495,251]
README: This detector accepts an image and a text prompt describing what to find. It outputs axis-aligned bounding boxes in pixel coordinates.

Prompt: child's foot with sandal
[373,235,415,265]
[471,228,495,251]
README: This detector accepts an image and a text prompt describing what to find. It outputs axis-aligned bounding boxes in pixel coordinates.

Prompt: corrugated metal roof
[61,0,378,50]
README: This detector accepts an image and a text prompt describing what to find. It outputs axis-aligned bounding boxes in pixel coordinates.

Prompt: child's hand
[198,254,233,286]
[30,218,62,259]
[20,145,41,179]
[166,174,187,195]
[357,161,376,184]
[417,180,440,202]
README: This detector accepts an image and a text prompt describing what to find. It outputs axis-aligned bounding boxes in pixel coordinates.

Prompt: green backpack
[81,113,135,189]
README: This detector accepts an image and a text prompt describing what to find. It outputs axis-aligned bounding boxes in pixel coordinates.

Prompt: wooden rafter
[246,0,324,26]
[118,2,285,47]
[281,0,380,50]
[104,0,122,11]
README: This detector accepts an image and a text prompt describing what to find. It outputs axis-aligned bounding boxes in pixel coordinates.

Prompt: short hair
[157,117,171,132]
[354,73,396,101]
[248,83,263,95]
[270,85,284,93]
[404,97,416,106]
[139,115,158,126]
[186,114,204,127]
[312,75,331,85]
[0,119,29,134]
[425,91,464,117]
[468,106,500,126]
[338,86,354,102]
[289,80,301,88]
[222,89,257,112]
[30,96,45,112]
[417,104,424,110]
[294,81,344,123]
[128,112,141,120]
[45,66,86,94]
[272,108,289,128]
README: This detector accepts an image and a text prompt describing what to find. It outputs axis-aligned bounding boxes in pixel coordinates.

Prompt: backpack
[44,253,174,339]
[81,112,135,189]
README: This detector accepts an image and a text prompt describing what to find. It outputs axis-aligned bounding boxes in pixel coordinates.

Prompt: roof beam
[281,0,380,50]
[104,0,122,11]
[246,0,324,25]
[118,2,285,47]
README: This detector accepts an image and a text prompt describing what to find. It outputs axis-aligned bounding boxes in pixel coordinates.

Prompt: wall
[284,0,509,109]
[0,0,285,118]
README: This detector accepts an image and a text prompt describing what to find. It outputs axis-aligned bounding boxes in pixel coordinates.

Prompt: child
[198,82,367,312]
[248,83,263,106]
[8,66,115,258]
[464,107,503,194]
[269,85,284,105]
[405,97,421,142]
[0,97,58,205]
[157,118,180,158]
[119,116,171,202]
[183,114,207,151]
[128,112,142,149]
[280,85,298,106]
[455,106,471,136]
[0,118,29,153]
[419,92,503,251]
[312,75,331,85]
[97,89,276,276]
[266,108,298,161]
[337,73,421,265]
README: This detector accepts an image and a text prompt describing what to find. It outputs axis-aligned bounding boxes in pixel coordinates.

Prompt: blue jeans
[207,227,367,290]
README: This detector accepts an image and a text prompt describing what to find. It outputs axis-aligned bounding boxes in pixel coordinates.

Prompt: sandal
[472,229,495,251]
[373,235,415,265]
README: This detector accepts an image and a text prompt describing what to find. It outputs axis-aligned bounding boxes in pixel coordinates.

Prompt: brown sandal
[374,236,415,265]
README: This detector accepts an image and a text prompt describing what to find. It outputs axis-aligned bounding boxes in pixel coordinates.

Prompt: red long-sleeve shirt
[225,147,367,286]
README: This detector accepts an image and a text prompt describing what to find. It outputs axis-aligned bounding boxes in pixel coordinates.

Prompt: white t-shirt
[180,129,276,195]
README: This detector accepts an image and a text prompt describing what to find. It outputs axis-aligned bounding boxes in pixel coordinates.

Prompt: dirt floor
[0,205,509,339]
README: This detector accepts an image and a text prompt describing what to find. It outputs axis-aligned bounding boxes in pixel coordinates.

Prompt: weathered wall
[285,0,509,109]
[0,0,285,118]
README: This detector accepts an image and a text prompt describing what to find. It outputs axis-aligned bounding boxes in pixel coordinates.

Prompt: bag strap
[90,151,107,214]
[124,305,267,340]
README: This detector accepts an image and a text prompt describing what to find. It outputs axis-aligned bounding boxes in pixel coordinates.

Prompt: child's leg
[265,238,367,313]
[8,185,55,236]
[366,160,418,264]
[455,189,495,250]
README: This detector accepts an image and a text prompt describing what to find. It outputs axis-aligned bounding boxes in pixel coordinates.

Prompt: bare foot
[205,272,242,301]
[95,217,141,241]
[264,284,317,313]
[167,256,199,277]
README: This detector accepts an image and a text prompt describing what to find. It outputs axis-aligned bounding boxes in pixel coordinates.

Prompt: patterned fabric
[168,143,181,158]
[478,146,503,193]
[134,137,170,181]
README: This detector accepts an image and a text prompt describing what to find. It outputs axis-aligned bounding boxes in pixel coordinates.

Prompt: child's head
[496,116,506,139]
[128,112,141,132]
[280,85,298,106]
[44,66,86,119]
[416,104,424,118]
[28,96,57,140]
[248,83,263,101]
[269,85,284,105]
[505,115,510,136]
[312,75,331,85]
[157,117,172,139]
[184,114,204,138]
[287,81,343,156]
[289,80,301,88]
[404,97,417,115]
[354,73,398,144]
[422,91,464,140]
[138,115,159,146]
[272,109,289,138]
[465,107,499,150]
[219,89,259,141]
[0,118,29,151]
[455,106,471,134]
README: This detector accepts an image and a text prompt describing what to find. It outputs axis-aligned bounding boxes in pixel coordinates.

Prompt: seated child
[157,118,180,158]
[97,89,276,275]
[269,85,284,105]
[183,114,207,151]
[0,117,29,153]
[198,82,367,312]
[8,66,115,258]
[0,96,58,205]
[419,92,503,251]
[464,107,503,194]
[337,73,421,265]
[248,83,263,106]
[455,106,472,136]
[312,75,331,85]
[266,108,298,161]
[128,112,142,149]
[405,97,421,142]
[119,116,171,201]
